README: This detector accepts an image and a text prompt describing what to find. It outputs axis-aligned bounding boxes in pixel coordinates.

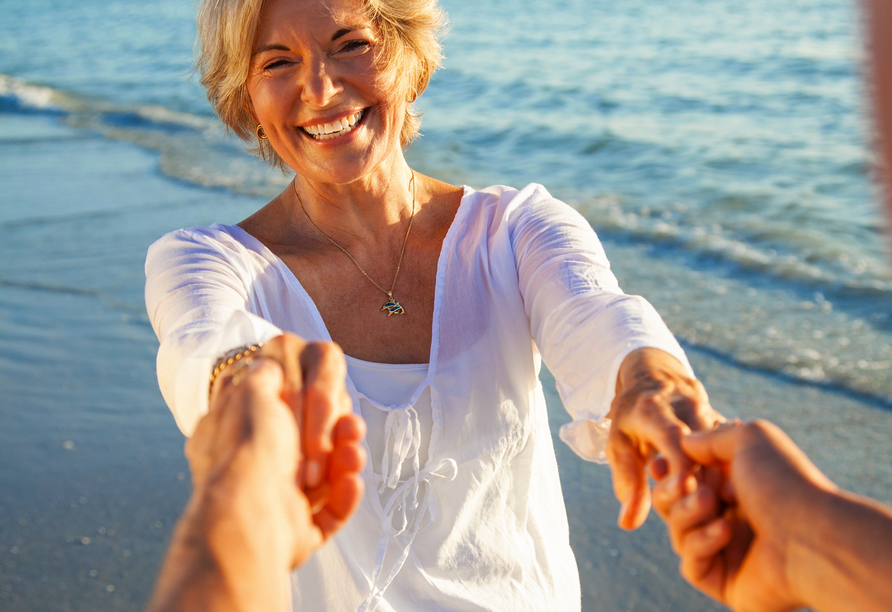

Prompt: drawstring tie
[357,404,458,612]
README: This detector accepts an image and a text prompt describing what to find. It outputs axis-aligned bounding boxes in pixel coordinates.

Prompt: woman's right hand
[210,332,360,494]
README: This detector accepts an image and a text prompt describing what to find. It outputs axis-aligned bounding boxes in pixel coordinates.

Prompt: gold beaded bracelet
[208,342,264,392]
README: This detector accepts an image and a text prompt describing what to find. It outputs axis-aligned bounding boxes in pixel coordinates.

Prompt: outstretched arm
[508,185,724,530]
[654,420,892,612]
[146,355,365,612]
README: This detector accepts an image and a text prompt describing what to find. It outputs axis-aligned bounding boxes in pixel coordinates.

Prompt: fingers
[334,412,367,445]
[606,348,729,532]
[300,342,352,489]
[670,378,720,433]
[623,395,695,476]
[330,415,367,480]
[661,482,733,604]
[665,484,722,553]
[254,334,355,491]
[311,474,365,541]
[677,516,732,602]
[648,455,669,481]
[607,429,652,530]
[680,424,749,466]
[652,471,697,520]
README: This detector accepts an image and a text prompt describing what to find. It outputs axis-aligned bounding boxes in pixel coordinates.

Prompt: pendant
[381,292,406,316]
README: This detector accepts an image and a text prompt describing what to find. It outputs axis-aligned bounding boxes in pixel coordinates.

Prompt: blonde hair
[195,0,447,171]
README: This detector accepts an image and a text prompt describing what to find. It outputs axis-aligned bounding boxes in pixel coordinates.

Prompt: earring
[256,124,268,140]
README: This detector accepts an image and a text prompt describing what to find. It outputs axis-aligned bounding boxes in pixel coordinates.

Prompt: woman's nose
[301,60,343,107]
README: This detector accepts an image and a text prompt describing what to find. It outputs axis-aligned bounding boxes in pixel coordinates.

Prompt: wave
[5,72,886,292]
[0,74,289,198]
[3,73,890,404]
[0,74,70,113]
[572,195,892,298]
[0,278,102,297]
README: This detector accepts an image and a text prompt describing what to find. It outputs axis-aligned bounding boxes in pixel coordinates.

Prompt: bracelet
[209,342,264,392]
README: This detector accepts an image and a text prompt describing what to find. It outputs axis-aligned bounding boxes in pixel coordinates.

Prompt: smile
[302,110,364,140]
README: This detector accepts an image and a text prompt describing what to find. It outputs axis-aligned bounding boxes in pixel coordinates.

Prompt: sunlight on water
[0,0,889,400]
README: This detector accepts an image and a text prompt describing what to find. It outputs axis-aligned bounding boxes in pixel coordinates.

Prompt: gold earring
[256,124,268,140]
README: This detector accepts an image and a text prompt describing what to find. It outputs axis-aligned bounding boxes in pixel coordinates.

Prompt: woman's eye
[340,40,370,54]
[263,59,290,70]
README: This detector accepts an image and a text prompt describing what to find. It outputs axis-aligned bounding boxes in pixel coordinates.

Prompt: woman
[145,0,723,609]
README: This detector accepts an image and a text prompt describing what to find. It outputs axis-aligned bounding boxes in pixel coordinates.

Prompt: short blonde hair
[195,0,447,171]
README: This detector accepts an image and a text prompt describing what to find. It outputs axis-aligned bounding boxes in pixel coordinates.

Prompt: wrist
[209,343,265,398]
[186,471,293,611]
[783,484,840,610]
[785,485,892,612]
[615,347,692,392]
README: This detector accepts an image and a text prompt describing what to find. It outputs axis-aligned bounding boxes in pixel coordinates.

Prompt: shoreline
[2,111,890,611]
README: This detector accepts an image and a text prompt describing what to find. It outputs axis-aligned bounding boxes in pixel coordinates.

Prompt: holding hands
[607,347,725,529]
[652,420,892,612]
[606,350,892,612]
[148,334,366,612]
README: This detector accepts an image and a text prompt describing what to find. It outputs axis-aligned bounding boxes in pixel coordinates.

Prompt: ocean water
[1,0,891,610]
[2,0,888,405]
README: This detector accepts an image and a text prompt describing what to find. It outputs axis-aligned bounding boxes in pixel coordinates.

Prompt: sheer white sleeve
[510,184,693,463]
[145,228,282,436]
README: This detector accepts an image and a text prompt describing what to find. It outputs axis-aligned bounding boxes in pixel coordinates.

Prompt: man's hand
[195,357,365,566]
[607,347,723,529]
[652,420,834,612]
[148,343,365,612]
[210,333,356,492]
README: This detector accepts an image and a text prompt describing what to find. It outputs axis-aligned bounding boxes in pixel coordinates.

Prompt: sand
[1,112,889,612]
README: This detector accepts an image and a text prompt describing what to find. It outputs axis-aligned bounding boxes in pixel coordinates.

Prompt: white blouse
[145,183,693,611]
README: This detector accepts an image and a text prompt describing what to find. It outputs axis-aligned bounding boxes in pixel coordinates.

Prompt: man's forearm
[790,488,892,612]
[145,483,292,612]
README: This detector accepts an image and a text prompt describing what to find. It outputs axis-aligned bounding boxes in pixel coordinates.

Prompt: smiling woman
[197,0,443,169]
[143,0,725,610]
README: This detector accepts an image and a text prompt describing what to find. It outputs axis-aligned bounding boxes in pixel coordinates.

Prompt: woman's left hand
[607,347,724,530]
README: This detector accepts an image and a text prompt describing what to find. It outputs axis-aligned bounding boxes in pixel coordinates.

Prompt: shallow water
[2,0,888,402]
[1,0,891,610]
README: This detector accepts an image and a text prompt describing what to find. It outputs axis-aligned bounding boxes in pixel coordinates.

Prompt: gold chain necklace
[293,170,416,316]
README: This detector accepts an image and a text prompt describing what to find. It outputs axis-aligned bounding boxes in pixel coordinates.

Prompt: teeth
[303,111,363,140]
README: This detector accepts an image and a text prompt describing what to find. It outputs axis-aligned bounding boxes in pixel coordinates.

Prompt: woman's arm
[510,185,722,528]
[145,227,284,435]
[146,227,353,489]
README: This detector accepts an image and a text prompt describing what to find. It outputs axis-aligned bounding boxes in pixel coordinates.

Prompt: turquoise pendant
[381,292,406,316]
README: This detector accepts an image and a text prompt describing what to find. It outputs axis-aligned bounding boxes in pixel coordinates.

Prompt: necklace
[293,170,416,316]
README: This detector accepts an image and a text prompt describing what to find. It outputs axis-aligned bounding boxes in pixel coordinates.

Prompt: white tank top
[344,355,432,479]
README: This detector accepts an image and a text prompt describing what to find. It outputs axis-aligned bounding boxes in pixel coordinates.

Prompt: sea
[1,0,889,610]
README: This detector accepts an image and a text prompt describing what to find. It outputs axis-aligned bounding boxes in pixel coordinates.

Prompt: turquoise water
[1,1,891,610]
[2,0,889,403]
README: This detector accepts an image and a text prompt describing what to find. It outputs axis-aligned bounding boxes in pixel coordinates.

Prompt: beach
[2,111,890,612]
[2,0,891,609]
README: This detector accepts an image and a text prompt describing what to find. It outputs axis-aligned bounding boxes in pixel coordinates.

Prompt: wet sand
[1,112,889,611]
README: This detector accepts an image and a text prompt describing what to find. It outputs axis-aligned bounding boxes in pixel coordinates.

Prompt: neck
[291,157,415,245]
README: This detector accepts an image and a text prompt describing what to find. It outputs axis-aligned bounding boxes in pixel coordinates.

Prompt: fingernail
[707,520,725,537]
[306,460,321,488]
[618,502,629,526]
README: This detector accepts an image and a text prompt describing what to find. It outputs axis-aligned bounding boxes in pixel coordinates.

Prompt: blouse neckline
[216,184,476,375]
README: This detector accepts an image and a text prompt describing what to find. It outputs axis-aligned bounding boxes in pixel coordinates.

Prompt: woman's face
[247,0,407,185]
